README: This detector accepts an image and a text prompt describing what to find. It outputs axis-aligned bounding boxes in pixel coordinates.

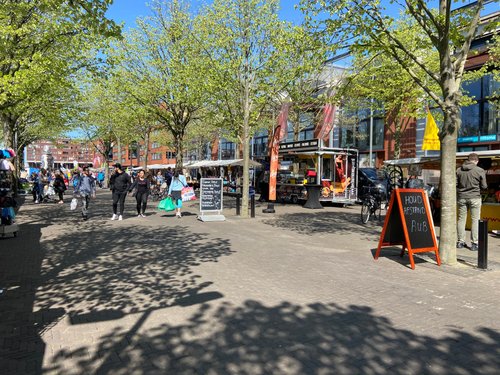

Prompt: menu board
[398,191,435,249]
[375,189,440,270]
[200,178,223,212]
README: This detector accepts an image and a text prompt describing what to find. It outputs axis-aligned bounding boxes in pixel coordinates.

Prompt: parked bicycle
[360,186,387,224]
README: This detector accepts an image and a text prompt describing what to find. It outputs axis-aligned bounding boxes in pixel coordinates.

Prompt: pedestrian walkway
[0,191,499,374]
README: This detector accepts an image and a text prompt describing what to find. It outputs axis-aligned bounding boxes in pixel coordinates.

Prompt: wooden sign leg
[435,249,441,266]
[408,249,416,270]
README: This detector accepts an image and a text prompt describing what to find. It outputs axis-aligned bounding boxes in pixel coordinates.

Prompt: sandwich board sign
[374,188,441,269]
[198,178,225,222]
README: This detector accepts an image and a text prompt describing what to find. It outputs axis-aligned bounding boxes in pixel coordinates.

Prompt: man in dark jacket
[456,153,488,251]
[109,163,131,221]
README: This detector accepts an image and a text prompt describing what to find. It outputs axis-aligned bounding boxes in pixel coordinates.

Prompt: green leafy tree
[197,0,318,217]
[339,19,441,160]
[112,0,208,170]
[301,0,492,264]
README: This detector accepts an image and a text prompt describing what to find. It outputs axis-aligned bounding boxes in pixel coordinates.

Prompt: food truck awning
[383,157,440,166]
[186,159,261,168]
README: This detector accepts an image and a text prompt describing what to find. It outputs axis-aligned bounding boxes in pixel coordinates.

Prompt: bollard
[235,195,241,216]
[478,219,488,269]
[251,195,255,218]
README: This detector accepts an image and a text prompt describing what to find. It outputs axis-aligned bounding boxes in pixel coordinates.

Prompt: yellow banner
[422,110,440,151]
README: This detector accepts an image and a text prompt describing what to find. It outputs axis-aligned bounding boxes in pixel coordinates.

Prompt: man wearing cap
[109,163,131,220]
[456,153,488,251]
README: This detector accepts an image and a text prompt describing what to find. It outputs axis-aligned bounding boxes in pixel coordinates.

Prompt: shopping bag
[158,197,176,212]
[70,197,78,210]
[181,186,196,201]
[157,198,167,210]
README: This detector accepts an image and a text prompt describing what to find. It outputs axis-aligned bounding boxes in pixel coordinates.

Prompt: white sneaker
[111,214,118,220]
[118,215,123,221]
[140,214,146,218]
[137,214,142,218]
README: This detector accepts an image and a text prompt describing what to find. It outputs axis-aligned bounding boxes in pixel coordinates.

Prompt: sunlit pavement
[1,190,499,374]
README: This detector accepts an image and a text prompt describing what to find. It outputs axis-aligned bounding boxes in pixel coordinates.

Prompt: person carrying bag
[168,169,188,218]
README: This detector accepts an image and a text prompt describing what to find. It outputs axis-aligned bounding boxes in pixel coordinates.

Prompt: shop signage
[279,139,320,153]
[374,189,441,270]
[198,178,225,222]
[457,134,497,144]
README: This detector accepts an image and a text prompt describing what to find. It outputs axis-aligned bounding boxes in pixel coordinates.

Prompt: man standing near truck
[456,153,488,251]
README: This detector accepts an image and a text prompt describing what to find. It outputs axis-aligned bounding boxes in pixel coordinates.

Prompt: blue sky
[106,0,303,30]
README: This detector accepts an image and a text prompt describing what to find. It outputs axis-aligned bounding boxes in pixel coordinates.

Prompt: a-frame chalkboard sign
[375,188,441,270]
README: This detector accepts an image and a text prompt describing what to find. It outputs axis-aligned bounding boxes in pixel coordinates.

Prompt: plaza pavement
[0,190,499,375]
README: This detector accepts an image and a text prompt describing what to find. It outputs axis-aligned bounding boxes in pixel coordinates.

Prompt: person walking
[110,163,131,221]
[37,168,49,203]
[168,169,187,218]
[129,169,150,218]
[457,153,488,251]
[53,170,67,204]
[74,166,96,221]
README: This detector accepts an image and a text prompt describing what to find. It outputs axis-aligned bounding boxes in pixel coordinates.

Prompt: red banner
[269,104,289,201]
[314,103,336,142]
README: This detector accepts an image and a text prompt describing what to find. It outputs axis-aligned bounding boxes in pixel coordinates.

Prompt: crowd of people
[27,164,187,221]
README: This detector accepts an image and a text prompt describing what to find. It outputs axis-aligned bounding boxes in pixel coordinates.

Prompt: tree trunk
[143,130,150,170]
[103,160,109,188]
[116,137,122,164]
[175,135,184,170]
[393,119,402,160]
[293,109,301,141]
[438,103,459,265]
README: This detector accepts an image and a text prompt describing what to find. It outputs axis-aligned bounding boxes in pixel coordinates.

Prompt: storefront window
[460,73,499,137]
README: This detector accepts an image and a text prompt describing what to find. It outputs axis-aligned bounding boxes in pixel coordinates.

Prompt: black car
[358,168,390,201]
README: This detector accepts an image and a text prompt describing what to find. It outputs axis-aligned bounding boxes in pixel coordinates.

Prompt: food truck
[384,150,500,230]
[277,139,359,205]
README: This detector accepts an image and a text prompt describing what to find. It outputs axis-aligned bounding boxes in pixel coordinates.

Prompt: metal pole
[236,195,241,216]
[251,194,255,218]
[369,99,374,167]
[478,219,488,269]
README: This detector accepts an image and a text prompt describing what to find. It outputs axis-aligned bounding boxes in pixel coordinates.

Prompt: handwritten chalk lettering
[404,195,423,205]
[404,206,426,215]
[411,220,428,232]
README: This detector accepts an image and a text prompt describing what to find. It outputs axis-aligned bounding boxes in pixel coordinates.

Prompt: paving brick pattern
[0,191,499,374]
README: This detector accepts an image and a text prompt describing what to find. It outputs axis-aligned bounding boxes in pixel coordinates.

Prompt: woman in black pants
[129,169,150,218]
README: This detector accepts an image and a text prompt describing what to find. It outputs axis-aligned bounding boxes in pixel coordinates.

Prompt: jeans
[81,195,90,217]
[457,198,482,245]
[112,191,127,215]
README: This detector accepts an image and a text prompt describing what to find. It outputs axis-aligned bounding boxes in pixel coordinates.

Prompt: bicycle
[360,186,385,224]
[150,184,168,202]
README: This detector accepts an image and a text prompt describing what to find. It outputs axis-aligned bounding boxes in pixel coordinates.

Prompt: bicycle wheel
[361,201,371,223]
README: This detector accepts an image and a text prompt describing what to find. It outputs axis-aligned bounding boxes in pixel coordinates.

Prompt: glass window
[462,79,481,100]
[460,104,480,136]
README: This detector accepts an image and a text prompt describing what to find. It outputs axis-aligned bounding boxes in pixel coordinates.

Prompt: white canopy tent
[186,159,261,169]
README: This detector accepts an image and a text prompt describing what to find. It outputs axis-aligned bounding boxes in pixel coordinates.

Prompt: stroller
[39,183,57,203]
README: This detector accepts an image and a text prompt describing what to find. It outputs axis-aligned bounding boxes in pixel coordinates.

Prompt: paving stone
[1,192,499,374]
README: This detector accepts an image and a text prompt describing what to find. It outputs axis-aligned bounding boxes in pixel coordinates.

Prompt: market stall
[277,139,359,205]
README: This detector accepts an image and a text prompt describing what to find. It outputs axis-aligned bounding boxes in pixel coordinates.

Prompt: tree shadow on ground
[48,301,500,374]
[0,196,234,374]
[0,221,47,374]
[263,211,384,239]
[36,225,233,316]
